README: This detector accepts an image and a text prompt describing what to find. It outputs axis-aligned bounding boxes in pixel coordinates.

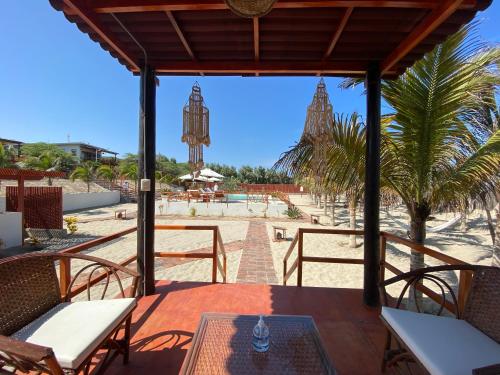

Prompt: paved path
[236,222,278,284]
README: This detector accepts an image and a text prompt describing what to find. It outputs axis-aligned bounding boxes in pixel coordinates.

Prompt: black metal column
[363,62,381,307]
[137,65,156,296]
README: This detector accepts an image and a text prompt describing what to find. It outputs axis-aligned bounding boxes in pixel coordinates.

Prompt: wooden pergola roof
[49,0,491,78]
[0,168,66,181]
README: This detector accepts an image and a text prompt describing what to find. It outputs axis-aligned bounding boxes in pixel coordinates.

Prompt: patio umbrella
[198,168,224,179]
[178,174,195,181]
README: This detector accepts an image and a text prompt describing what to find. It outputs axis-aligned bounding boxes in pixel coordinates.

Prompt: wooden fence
[57,225,227,299]
[283,228,471,314]
[6,186,63,229]
[240,184,305,193]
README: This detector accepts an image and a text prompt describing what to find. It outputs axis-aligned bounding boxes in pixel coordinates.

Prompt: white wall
[63,191,120,212]
[0,212,22,249]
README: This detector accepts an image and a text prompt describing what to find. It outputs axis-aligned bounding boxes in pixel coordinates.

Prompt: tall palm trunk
[493,190,500,267]
[408,208,428,308]
[331,194,336,226]
[324,193,328,215]
[87,180,90,193]
[349,199,357,248]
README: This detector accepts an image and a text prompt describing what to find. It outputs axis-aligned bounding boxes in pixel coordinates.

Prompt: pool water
[226,194,283,203]
[227,194,249,200]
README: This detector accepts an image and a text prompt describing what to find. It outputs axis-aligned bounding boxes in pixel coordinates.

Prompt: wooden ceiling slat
[165,11,197,61]
[82,0,477,13]
[323,7,353,59]
[381,0,465,73]
[253,17,260,62]
[51,0,488,77]
[152,60,378,74]
[62,0,140,71]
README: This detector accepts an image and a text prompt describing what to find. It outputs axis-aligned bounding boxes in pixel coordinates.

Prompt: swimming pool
[226,193,282,202]
[227,194,249,200]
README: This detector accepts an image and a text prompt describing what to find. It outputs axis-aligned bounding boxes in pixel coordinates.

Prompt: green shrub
[284,206,302,219]
[189,207,197,217]
[64,216,78,234]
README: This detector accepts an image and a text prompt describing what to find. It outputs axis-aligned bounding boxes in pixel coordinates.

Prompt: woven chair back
[463,267,500,343]
[0,255,61,336]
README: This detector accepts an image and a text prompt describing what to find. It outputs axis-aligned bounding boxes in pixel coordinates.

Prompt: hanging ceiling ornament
[182,83,210,170]
[301,78,334,176]
[224,0,277,18]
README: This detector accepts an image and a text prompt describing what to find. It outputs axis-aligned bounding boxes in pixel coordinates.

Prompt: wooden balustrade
[59,226,138,298]
[58,224,228,298]
[154,225,227,283]
[283,228,471,313]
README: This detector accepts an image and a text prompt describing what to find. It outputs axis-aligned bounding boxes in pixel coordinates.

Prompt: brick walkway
[236,222,278,284]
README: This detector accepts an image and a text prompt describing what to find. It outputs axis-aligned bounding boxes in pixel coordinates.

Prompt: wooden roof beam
[165,11,196,61]
[253,17,260,62]
[82,0,477,13]
[62,0,140,71]
[381,0,464,74]
[151,60,397,75]
[253,17,260,76]
[323,7,353,60]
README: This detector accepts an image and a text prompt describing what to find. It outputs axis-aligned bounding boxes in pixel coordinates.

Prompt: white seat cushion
[11,298,136,369]
[381,306,500,375]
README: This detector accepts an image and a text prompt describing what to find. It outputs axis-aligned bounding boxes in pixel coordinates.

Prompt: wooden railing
[154,225,227,283]
[59,226,138,298]
[283,228,470,313]
[58,225,228,298]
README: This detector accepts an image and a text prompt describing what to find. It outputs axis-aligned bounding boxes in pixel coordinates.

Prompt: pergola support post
[137,65,156,296]
[363,62,381,307]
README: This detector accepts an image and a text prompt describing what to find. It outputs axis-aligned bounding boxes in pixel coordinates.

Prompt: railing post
[379,233,387,283]
[59,257,71,299]
[283,259,287,286]
[212,228,217,283]
[297,229,303,287]
[458,270,473,316]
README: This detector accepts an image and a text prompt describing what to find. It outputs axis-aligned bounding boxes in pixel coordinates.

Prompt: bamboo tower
[182,83,210,170]
[301,78,334,204]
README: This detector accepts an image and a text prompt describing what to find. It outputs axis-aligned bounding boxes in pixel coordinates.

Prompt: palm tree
[71,162,96,192]
[0,144,15,168]
[120,163,139,192]
[277,25,499,272]
[23,150,75,185]
[97,164,117,188]
[378,25,499,272]
[275,113,390,247]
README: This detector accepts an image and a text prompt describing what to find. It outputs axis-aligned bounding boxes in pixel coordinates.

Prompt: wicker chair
[0,252,139,375]
[379,264,500,375]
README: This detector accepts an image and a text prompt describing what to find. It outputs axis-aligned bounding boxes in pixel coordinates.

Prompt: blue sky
[1,1,499,167]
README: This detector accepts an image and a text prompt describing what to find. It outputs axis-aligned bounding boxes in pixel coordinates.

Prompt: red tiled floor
[236,222,278,284]
[105,280,397,375]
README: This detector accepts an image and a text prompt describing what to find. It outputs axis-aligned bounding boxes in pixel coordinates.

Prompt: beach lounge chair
[187,189,204,202]
[0,252,139,375]
[213,191,227,204]
[379,265,500,375]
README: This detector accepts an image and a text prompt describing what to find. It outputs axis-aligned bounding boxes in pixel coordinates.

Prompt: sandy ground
[68,218,248,283]
[280,194,495,304]
[62,194,495,308]
[0,178,108,196]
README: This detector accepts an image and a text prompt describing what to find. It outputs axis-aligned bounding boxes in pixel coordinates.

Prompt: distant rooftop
[0,138,24,145]
[54,142,118,155]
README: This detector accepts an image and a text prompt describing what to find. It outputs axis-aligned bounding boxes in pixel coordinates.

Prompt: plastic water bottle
[252,315,270,352]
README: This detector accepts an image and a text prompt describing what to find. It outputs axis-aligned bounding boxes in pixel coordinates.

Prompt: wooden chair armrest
[0,335,53,363]
[473,363,500,375]
[57,253,140,299]
[58,253,140,278]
